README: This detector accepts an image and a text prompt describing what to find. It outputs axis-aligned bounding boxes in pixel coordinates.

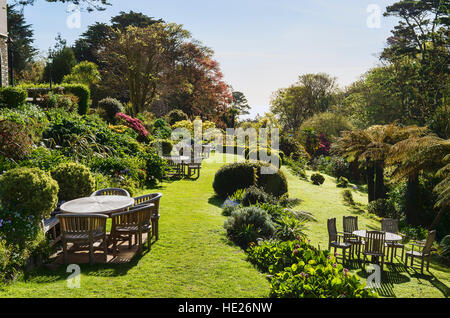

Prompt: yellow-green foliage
[51,162,95,201]
[0,168,59,220]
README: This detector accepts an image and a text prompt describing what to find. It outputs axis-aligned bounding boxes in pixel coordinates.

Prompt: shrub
[224,206,276,248]
[325,156,351,179]
[88,155,147,187]
[0,87,28,109]
[166,109,189,125]
[270,261,376,298]
[367,199,400,219]
[213,161,288,198]
[138,149,168,185]
[241,186,276,207]
[247,239,311,274]
[150,139,174,156]
[152,118,172,139]
[285,156,308,179]
[51,162,95,202]
[336,176,349,188]
[116,113,149,138]
[40,93,78,112]
[341,190,355,205]
[0,167,59,220]
[311,173,325,186]
[274,215,308,241]
[98,98,124,122]
[0,120,33,161]
[19,147,68,171]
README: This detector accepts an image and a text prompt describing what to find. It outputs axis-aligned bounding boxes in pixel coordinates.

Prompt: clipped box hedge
[0,87,28,109]
[213,161,288,198]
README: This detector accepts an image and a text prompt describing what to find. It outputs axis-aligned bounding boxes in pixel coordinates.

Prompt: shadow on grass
[22,248,150,284]
[208,195,224,208]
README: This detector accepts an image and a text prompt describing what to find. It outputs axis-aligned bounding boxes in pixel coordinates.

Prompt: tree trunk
[430,207,448,230]
[405,173,420,226]
[374,163,386,200]
[367,165,376,203]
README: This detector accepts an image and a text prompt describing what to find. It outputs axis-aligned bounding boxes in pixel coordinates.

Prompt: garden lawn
[0,154,269,298]
[0,154,448,298]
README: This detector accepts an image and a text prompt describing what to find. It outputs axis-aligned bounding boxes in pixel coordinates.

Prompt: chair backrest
[423,230,437,255]
[56,214,107,237]
[381,218,399,234]
[111,204,153,230]
[133,193,162,215]
[364,230,386,254]
[327,218,338,243]
[91,188,130,197]
[343,216,358,239]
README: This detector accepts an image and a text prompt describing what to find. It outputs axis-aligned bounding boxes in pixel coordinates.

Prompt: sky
[12,0,400,118]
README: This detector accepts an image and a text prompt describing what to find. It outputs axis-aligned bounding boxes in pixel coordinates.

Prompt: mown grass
[0,153,448,298]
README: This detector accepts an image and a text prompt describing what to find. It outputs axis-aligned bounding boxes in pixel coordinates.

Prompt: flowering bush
[316,134,331,157]
[0,120,33,161]
[116,113,149,137]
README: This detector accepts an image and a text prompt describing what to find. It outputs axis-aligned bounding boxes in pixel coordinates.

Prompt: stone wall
[0,36,7,86]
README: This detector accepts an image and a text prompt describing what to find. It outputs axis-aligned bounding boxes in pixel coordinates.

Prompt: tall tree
[100,24,191,115]
[382,0,449,127]
[73,12,163,65]
[13,0,110,12]
[43,35,77,84]
[7,4,37,81]
[270,73,338,131]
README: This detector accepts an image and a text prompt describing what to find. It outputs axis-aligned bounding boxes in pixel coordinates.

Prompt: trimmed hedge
[213,161,288,198]
[0,87,28,109]
[19,83,90,115]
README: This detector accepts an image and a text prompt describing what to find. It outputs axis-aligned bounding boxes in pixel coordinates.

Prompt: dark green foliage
[213,161,288,198]
[88,155,146,187]
[51,162,95,201]
[98,97,124,121]
[152,118,172,139]
[149,139,174,156]
[224,206,276,249]
[63,84,91,115]
[274,215,308,241]
[0,87,28,109]
[43,46,77,84]
[241,186,276,207]
[0,167,59,220]
[336,176,349,188]
[19,147,68,171]
[311,173,325,186]
[138,149,167,185]
[166,109,189,125]
[438,236,450,259]
[367,199,399,218]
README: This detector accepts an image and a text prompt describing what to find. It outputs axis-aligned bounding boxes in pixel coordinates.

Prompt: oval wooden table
[60,195,135,216]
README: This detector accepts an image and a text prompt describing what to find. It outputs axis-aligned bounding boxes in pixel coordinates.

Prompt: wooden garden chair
[362,230,386,272]
[56,214,108,265]
[343,216,364,259]
[133,193,162,241]
[381,218,405,263]
[405,230,436,274]
[91,188,130,197]
[327,218,352,263]
[110,204,153,256]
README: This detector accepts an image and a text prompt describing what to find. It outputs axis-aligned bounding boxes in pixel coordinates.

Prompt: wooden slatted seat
[328,218,352,263]
[133,193,162,241]
[381,218,405,262]
[405,230,436,274]
[91,188,130,197]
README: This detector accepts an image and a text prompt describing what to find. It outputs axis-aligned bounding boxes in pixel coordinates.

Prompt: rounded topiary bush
[213,161,288,198]
[224,206,275,248]
[241,186,276,207]
[51,162,95,202]
[98,97,124,121]
[0,168,59,220]
[311,173,325,186]
[166,109,189,125]
[213,162,258,198]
